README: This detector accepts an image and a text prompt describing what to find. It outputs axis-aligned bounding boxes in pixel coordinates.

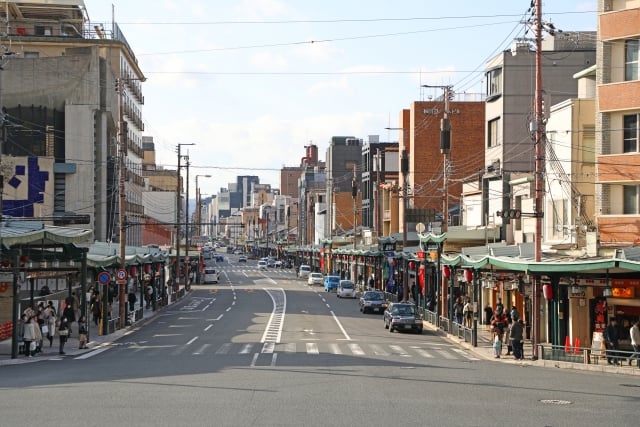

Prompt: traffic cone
[565,335,571,353]
[574,337,581,354]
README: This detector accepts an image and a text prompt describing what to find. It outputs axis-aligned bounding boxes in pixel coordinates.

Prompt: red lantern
[543,284,553,300]
[156,263,162,270]
[130,265,138,276]
[144,264,151,274]
[464,269,473,283]
[408,261,415,270]
[442,265,451,278]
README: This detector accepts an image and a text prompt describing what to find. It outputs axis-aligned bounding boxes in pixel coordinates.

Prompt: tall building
[1,0,146,245]
[595,0,640,246]
[361,136,398,235]
[484,32,596,241]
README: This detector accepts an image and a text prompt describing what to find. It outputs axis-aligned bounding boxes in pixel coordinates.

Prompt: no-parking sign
[116,269,127,282]
[97,271,112,285]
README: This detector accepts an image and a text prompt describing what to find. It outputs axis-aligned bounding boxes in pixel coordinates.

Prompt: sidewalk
[0,298,161,366]
[423,320,640,376]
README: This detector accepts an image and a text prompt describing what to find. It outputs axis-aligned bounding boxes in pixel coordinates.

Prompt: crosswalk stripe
[414,348,434,358]
[215,343,232,354]
[329,343,342,354]
[239,343,254,354]
[348,343,365,356]
[389,345,410,357]
[370,344,389,356]
[452,348,479,360]
[262,342,275,354]
[436,349,457,359]
[281,342,296,353]
[306,342,319,355]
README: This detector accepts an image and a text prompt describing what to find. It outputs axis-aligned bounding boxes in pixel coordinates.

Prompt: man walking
[605,318,620,365]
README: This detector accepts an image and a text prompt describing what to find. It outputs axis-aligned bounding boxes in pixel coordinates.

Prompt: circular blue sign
[98,271,111,285]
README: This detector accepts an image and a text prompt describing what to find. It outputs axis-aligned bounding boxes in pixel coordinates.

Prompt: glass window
[486,68,502,97]
[488,117,501,148]
[625,39,639,81]
[623,186,639,214]
[623,114,639,153]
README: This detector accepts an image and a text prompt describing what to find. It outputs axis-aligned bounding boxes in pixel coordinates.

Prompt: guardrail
[538,344,639,367]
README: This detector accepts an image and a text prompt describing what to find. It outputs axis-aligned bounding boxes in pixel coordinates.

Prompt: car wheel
[363,307,368,314]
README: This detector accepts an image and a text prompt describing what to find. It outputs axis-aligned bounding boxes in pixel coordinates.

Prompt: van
[298,265,311,278]
[258,260,267,270]
[203,267,219,284]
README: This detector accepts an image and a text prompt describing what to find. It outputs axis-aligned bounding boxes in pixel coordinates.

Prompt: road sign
[116,269,127,281]
[97,271,111,285]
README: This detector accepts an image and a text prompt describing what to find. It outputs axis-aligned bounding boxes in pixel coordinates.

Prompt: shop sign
[612,287,635,298]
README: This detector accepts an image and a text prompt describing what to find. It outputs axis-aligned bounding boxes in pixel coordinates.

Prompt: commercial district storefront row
[287,234,640,355]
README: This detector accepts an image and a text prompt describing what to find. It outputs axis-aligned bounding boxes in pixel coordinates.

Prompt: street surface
[1,255,638,426]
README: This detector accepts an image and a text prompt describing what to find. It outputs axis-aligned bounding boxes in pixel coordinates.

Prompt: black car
[215,254,225,262]
[359,291,387,314]
[384,303,423,333]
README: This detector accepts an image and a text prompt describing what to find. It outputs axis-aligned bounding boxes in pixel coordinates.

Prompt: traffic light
[496,209,521,219]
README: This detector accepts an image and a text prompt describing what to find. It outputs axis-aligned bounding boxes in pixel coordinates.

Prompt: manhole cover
[540,399,572,405]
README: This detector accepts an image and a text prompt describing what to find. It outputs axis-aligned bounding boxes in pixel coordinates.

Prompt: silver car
[359,291,387,314]
[308,272,323,286]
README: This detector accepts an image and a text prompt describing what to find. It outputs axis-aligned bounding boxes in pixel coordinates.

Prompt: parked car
[267,258,276,268]
[336,280,355,298]
[308,272,324,286]
[203,267,219,284]
[258,260,268,270]
[384,303,423,333]
[359,291,387,314]
[324,275,340,292]
[215,254,225,262]
[238,255,247,263]
[298,265,311,278]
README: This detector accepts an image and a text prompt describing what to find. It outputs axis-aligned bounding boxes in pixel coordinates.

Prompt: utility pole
[532,0,544,360]
[401,149,409,302]
[184,156,191,290]
[175,143,194,293]
[352,166,357,250]
[116,77,128,329]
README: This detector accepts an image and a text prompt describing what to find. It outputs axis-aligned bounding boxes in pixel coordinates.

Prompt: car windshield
[340,281,353,289]
[392,305,416,315]
[327,276,339,283]
[365,292,383,300]
[311,273,322,278]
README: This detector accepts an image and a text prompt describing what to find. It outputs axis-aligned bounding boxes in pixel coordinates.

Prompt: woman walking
[23,315,36,357]
[57,317,70,355]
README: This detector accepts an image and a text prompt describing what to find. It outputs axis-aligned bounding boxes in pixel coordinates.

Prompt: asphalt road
[1,255,638,426]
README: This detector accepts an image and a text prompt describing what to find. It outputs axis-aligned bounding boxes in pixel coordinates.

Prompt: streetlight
[195,174,212,238]
[176,143,195,293]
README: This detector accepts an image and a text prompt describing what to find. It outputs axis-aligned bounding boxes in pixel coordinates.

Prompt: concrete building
[483,32,596,242]
[595,0,640,247]
[0,0,146,245]
[361,136,398,237]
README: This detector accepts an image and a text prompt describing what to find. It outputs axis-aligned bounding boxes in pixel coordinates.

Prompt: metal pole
[401,149,409,302]
[117,77,127,329]
[175,146,181,293]
[532,0,544,360]
[184,156,191,291]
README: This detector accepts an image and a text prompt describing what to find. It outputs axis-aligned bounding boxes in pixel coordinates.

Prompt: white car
[203,267,219,284]
[307,272,323,286]
[298,265,311,278]
[258,260,267,270]
[337,280,355,298]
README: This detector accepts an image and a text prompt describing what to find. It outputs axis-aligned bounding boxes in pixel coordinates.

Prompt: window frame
[488,117,502,148]
[625,39,639,82]
[623,114,639,153]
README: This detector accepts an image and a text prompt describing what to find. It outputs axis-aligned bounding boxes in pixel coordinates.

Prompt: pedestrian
[78,315,89,349]
[17,314,26,355]
[46,310,56,347]
[57,317,70,355]
[145,284,154,309]
[484,304,493,326]
[368,275,375,290]
[491,306,507,358]
[463,298,473,328]
[495,297,504,313]
[128,290,137,312]
[453,297,464,325]
[23,315,36,357]
[510,317,524,360]
[504,310,513,356]
[35,313,44,353]
[91,296,101,326]
[62,303,75,335]
[604,318,620,365]
[627,318,640,367]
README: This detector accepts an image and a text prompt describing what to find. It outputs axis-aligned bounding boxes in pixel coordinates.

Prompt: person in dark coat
[605,318,620,365]
[57,317,69,355]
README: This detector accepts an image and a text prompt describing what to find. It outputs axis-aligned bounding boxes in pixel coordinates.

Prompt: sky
[83,0,597,198]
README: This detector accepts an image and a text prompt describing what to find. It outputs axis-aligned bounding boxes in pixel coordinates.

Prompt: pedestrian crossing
[101,341,478,361]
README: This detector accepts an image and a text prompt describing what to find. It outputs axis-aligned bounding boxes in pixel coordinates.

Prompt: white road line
[214,314,223,321]
[225,307,231,312]
[215,343,232,354]
[306,342,319,354]
[239,343,254,354]
[348,343,365,356]
[452,348,479,360]
[262,342,275,354]
[414,348,434,358]
[389,345,409,356]
[193,344,210,355]
[270,353,278,367]
[74,347,110,359]
[329,343,342,354]
[186,336,198,345]
[204,324,213,331]
[282,342,296,353]
[436,350,457,359]
[370,344,389,356]
[250,353,259,367]
[329,310,352,341]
